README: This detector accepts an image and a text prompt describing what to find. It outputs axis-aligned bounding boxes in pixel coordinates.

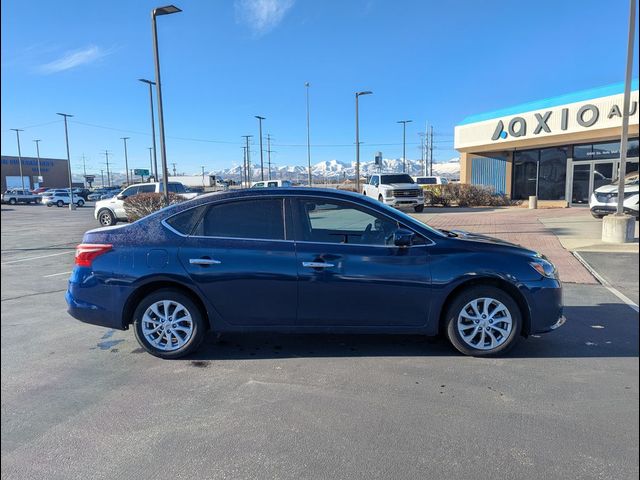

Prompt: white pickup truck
[363,173,425,212]
[1,189,41,205]
[94,181,198,226]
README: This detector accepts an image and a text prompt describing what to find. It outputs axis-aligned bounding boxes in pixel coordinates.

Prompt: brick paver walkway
[418,208,597,284]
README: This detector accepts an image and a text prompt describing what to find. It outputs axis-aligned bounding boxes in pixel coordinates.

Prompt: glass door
[571,164,591,204]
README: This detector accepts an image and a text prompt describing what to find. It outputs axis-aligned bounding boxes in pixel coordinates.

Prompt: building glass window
[538,147,567,200]
[572,138,639,161]
[512,150,538,200]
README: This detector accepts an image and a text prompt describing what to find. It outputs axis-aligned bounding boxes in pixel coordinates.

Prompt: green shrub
[124,193,186,222]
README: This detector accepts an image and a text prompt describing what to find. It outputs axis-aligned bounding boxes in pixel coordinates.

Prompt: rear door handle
[302,262,335,268]
[189,258,222,265]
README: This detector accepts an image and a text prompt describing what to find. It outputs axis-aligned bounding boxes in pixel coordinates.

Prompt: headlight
[384,190,394,198]
[529,258,556,278]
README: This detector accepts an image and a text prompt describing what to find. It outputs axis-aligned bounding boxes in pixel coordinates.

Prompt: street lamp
[138,78,159,181]
[56,113,75,210]
[255,115,266,181]
[10,129,25,191]
[397,120,412,173]
[33,139,42,183]
[151,4,182,203]
[121,137,130,184]
[305,82,312,186]
[355,90,373,192]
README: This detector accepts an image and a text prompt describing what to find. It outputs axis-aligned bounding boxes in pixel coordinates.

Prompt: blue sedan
[66,188,564,359]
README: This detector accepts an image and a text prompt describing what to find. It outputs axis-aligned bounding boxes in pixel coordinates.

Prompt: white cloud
[38,45,112,74]
[235,0,295,35]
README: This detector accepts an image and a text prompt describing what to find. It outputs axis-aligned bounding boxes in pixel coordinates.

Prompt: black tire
[414,204,425,213]
[445,285,522,357]
[76,199,85,207]
[590,212,605,219]
[56,200,64,207]
[97,209,116,226]
[47,203,53,207]
[9,198,16,205]
[133,289,206,359]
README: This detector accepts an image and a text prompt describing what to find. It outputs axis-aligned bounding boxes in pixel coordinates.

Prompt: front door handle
[302,262,335,268]
[189,258,222,266]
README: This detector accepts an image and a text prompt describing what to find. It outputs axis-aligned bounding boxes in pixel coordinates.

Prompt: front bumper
[524,278,565,334]
[382,197,424,208]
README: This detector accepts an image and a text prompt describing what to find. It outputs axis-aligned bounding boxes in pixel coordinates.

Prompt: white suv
[94,182,198,226]
[42,191,85,207]
[589,173,639,219]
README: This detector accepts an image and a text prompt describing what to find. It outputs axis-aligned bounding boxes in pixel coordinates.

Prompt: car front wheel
[414,204,424,213]
[97,209,116,226]
[56,200,64,207]
[445,286,522,356]
[133,289,206,359]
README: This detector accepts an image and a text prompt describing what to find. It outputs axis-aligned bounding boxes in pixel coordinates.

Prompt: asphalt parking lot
[1,204,638,480]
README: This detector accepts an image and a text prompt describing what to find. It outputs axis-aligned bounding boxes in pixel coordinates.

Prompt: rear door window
[195,198,285,240]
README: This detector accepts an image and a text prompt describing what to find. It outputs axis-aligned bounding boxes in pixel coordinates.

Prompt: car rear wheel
[9,198,16,205]
[97,209,116,226]
[76,199,85,207]
[133,289,206,359]
[445,286,522,356]
[56,200,64,207]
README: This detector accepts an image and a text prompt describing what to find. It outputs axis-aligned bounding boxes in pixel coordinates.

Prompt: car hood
[445,229,537,254]
[595,183,639,194]
[386,183,420,189]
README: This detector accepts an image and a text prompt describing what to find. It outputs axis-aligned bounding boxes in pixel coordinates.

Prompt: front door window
[571,164,591,204]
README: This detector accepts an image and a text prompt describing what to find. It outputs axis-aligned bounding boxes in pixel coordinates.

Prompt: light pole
[10,129,25,191]
[33,139,42,183]
[305,82,312,186]
[397,120,412,173]
[121,137,130,184]
[138,78,159,181]
[255,116,265,181]
[151,4,182,203]
[148,147,154,179]
[56,113,75,210]
[355,90,373,193]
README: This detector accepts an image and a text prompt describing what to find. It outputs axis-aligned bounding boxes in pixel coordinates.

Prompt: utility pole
[418,132,426,176]
[429,125,434,176]
[121,137,130,184]
[102,150,111,187]
[242,135,252,186]
[397,120,412,173]
[57,113,75,209]
[33,139,42,181]
[241,146,246,187]
[266,134,273,180]
[305,82,312,186]
[172,163,177,176]
[255,116,265,181]
[100,169,105,187]
[10,129,25,191]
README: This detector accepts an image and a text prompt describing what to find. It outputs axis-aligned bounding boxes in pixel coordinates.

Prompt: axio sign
[491,101,638,141]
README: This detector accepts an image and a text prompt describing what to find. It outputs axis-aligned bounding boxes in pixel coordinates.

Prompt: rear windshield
[381,174,414,184]
[415,178,437,185]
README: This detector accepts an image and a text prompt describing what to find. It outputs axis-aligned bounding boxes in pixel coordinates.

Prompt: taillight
[75,244,113,267]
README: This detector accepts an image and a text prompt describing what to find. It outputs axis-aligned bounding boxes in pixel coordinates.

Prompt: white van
[251,180,292,188]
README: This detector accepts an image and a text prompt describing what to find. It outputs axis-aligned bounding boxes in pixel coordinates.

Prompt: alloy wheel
[141,300,194,352]
[456,297,513,350]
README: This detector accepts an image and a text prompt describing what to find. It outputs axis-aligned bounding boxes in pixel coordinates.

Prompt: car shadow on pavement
[188,302,638,361]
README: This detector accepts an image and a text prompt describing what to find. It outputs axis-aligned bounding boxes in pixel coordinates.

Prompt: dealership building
[455,80,639,206]
[1,156,73,191]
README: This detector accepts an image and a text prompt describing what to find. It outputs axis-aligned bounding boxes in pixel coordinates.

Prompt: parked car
[1,189,41,205]
[42,191,85,207]
[87,189,109,201]
[67,188,564,359]
[414,176,449,185]
[31,187,49,194]
[94,182,198,226]
[251,180,292,188]
[363,173,425,212]
[589,172,639,219]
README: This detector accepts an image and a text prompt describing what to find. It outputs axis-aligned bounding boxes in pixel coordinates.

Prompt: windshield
[381,174,414,184]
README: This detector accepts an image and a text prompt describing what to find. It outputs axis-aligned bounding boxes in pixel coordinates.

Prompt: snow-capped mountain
[212,157,460,183]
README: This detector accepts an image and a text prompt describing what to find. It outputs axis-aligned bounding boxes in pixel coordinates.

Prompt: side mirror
[393,228,415,247]
[117,194,127,200]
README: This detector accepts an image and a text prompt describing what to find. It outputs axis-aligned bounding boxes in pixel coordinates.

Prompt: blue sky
[1,0,638,176]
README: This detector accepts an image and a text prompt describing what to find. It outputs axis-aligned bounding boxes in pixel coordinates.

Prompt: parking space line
[573,252,639,313]
[1,250,74,265]
[42,271,72,278]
